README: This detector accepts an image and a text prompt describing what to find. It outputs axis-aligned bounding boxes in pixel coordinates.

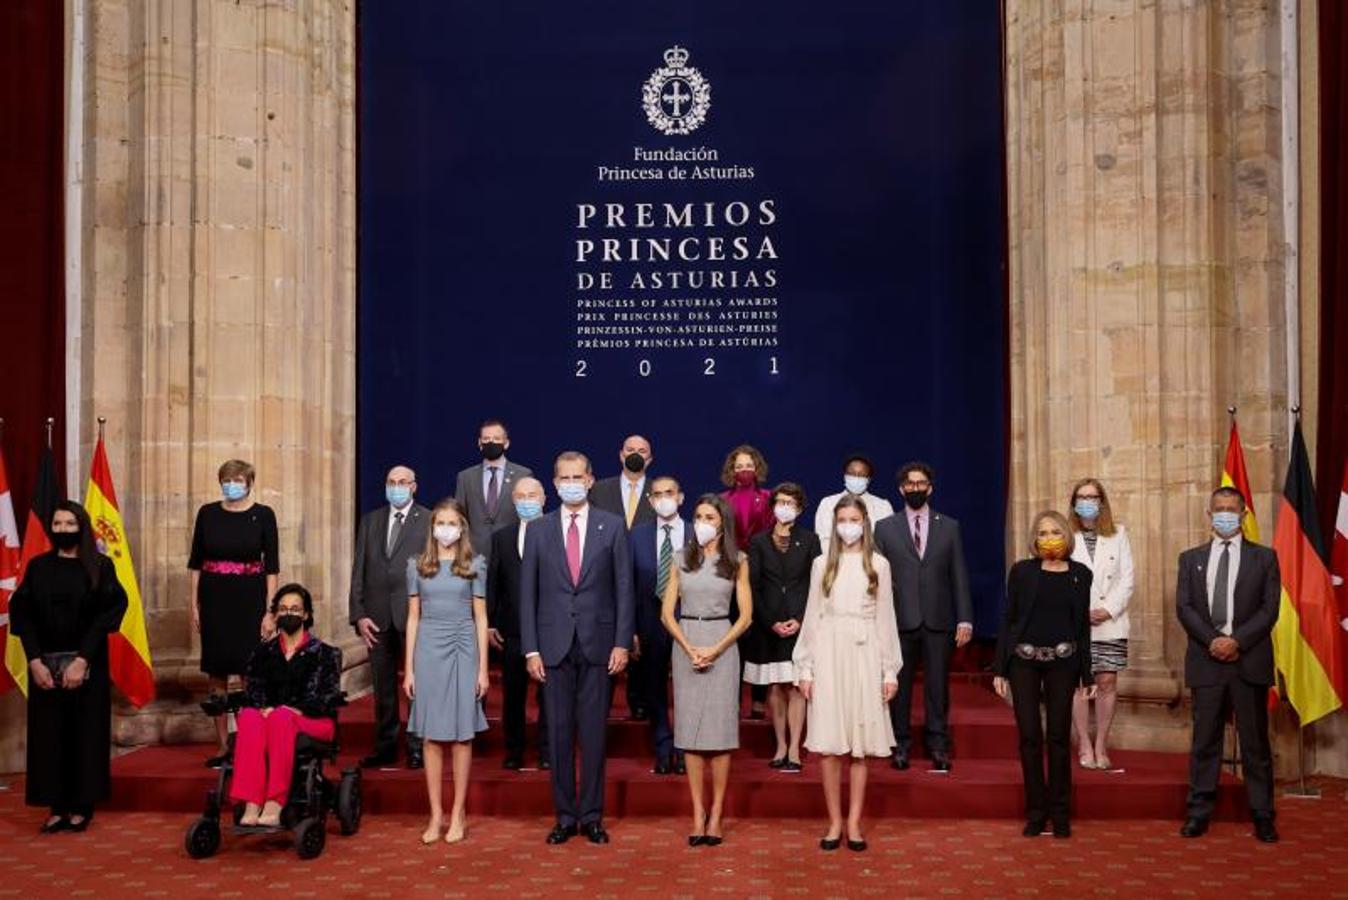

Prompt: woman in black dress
[745,483,821,771]
[189,459,279,765]
[993,510,1095,839]
[9,500,127,833]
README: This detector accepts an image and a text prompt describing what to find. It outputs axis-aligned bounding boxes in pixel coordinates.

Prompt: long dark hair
[52,500,103,589]
[682,494,738,580]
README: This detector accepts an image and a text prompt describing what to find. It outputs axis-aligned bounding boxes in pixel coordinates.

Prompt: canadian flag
[1334,459,1348,633]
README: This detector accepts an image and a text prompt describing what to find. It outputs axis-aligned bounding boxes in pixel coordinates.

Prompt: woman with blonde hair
[1066,478,1134,770]
[404,498,489,844]
[793,495,901,852]
[993,510,1095,838]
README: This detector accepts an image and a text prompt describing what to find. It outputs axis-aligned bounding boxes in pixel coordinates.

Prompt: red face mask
[734,470,756,488]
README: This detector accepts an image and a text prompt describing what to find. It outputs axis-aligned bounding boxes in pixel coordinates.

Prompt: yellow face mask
[1036,536,1069,560]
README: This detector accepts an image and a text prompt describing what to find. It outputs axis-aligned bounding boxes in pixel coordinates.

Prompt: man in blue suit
[627,475,687,775]
[521,451,635,845]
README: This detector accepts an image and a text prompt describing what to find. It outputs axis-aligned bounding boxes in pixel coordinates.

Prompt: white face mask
[773,503,799,525]
[843,475,870,495]
[693,521,719,547]
[652,497,679,519]
[835,522,864,546]
[433,524,461,547]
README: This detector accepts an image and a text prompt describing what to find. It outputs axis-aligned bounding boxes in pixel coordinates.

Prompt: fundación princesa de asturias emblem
[642,46,711,135]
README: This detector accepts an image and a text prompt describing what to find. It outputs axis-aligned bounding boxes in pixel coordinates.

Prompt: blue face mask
[1212,511,1242,538]
[386,485,412,508]
[222,482,249,502]
[515,499,543,521]
[844,475,870,495]
[556,482,588,505]
[1074,499,1100,521]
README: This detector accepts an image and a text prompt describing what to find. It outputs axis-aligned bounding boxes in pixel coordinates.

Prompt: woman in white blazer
[1067,479,1134,770]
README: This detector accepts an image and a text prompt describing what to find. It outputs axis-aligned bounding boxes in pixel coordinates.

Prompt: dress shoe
[204,752,229,769]
[768,756,787,769]
[407,750,424,770]
[819,836,841,851]
[846,838,867,852]
[1022,819,1046,837]
[653,758,672,775]
[581,822,610,844]
[361,752,397,769]
[703,834,723,847]
[628,706,650,722]
[891,752,910,771]
[1179,817,1208,838]
[673,754,686,775]
[1051,820,1071,839]
[546,823,578,845]
[749,702,766,720]
[39,816,70,834]
[1253,818,1279,843]
[502,755,523,771]
[538,757,551,771]
[782,760,803,773]
[930,752,952,772]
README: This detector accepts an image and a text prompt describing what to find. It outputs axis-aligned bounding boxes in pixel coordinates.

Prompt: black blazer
[748,526,821,627]
[243,635,343,719]
[873,509,974,632]
[1175,539,1280,687]
[993,558,1094,686]
[589,474,657,529]
[487,520,527,640]
[348,502,431,632]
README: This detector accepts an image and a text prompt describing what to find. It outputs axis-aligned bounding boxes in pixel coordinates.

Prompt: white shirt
[815,490,895,551]
[560,503,590,561]
[517,517,531,558]
[386,503,413,547]
[1205,533,1242,636]
[655,516,685,556]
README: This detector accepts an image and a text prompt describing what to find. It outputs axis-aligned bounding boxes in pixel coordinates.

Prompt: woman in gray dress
[404,498,489,845]
[661,495,753,847]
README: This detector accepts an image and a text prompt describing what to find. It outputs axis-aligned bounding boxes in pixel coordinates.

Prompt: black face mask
[276,613,305,635]
[480,441,506,462]
[623,452,646,473]
[902,490,929,511]
[51,530,82,551]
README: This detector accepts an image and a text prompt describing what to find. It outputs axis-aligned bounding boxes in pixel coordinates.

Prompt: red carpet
[103,681,1247,820]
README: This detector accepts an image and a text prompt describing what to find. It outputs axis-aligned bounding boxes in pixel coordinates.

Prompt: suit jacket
[1175,539,1280,687]
[486,519,529,640]
[520,507,635,666]
[748,526,822,628]
[993,558,1094,686]
[628,517,689,638]
[454,460,533,559]
[589,474,657,529]
[348,502,431,632]
[1070,526,1135,641]
[872,508,973,632]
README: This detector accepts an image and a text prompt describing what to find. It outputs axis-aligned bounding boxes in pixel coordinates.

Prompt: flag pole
[1281,406,1322,800]
[97,416,106,442]
[45,417,54,449]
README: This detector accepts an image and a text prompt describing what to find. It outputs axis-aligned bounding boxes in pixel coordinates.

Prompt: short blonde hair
[218,459,255,486]
[1029,509,1074,558]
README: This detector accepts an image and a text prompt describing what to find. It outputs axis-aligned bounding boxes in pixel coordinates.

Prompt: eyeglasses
[903,481,930,490]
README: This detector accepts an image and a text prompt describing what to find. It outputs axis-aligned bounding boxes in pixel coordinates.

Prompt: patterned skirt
[1091,639,1128,674]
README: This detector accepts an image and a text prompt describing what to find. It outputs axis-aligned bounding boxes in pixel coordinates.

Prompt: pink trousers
[229,706,335,805]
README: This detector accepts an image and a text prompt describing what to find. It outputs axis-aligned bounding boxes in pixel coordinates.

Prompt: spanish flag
[1270,422,1345,725]
[85,435,155,706]
[1221,417,1260,542]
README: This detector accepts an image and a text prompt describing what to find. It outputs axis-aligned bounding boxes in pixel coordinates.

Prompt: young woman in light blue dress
[404,498,489,845]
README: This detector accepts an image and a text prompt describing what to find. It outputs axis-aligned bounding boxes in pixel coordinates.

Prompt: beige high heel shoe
[445,813,467,844]
[421,818,444,844]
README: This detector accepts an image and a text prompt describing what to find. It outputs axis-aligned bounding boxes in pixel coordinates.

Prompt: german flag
[1270,421,1346,725]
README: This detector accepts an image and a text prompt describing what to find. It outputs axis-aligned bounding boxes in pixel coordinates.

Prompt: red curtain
[1320,2,1348,538]
[0,1,66,516]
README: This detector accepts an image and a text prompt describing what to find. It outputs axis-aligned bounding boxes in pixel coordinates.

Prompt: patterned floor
[2,777,1345,899]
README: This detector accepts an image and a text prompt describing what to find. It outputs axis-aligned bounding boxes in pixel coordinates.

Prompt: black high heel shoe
[39,816,69,834]
[819,836,842,851]
[689,813,708,847]
[846,838,867,852]
[67,813,93,833]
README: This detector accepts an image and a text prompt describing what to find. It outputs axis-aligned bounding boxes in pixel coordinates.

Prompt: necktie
[486,466,500,514]
[1212,541,1231,632]
[566,513,582,586]
[913,513,923,557]
[387,510,404,555]
[656,524,674,599]
[625,482,639,528]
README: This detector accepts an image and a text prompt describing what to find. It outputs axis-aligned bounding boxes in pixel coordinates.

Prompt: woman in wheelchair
[231,583,342,827]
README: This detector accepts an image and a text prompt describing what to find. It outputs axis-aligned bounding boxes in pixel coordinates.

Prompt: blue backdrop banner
[358,2,1009,633]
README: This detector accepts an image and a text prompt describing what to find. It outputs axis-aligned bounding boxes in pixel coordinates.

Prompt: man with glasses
[873,461,973,772]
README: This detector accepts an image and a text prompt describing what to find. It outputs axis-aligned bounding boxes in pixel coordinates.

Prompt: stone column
[71,0,358,745]
[1004,0,1291,753]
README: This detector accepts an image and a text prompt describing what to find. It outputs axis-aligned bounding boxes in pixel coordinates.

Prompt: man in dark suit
[873,461,973,772]
[589,434,656,720]
[1176,486,1280,843]
[348,465,431,769]
[487,476,550,771]
[626,475,686,774]
[521,451,635,845]
[453,418,532,563]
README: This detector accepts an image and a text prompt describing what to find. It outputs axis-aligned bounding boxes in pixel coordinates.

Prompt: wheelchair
[184,691,362,860]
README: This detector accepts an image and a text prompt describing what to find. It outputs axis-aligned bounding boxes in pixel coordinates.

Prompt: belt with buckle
[1014,641,1077,662]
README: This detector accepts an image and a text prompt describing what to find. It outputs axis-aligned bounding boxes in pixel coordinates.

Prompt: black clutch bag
[41,651,80,683]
